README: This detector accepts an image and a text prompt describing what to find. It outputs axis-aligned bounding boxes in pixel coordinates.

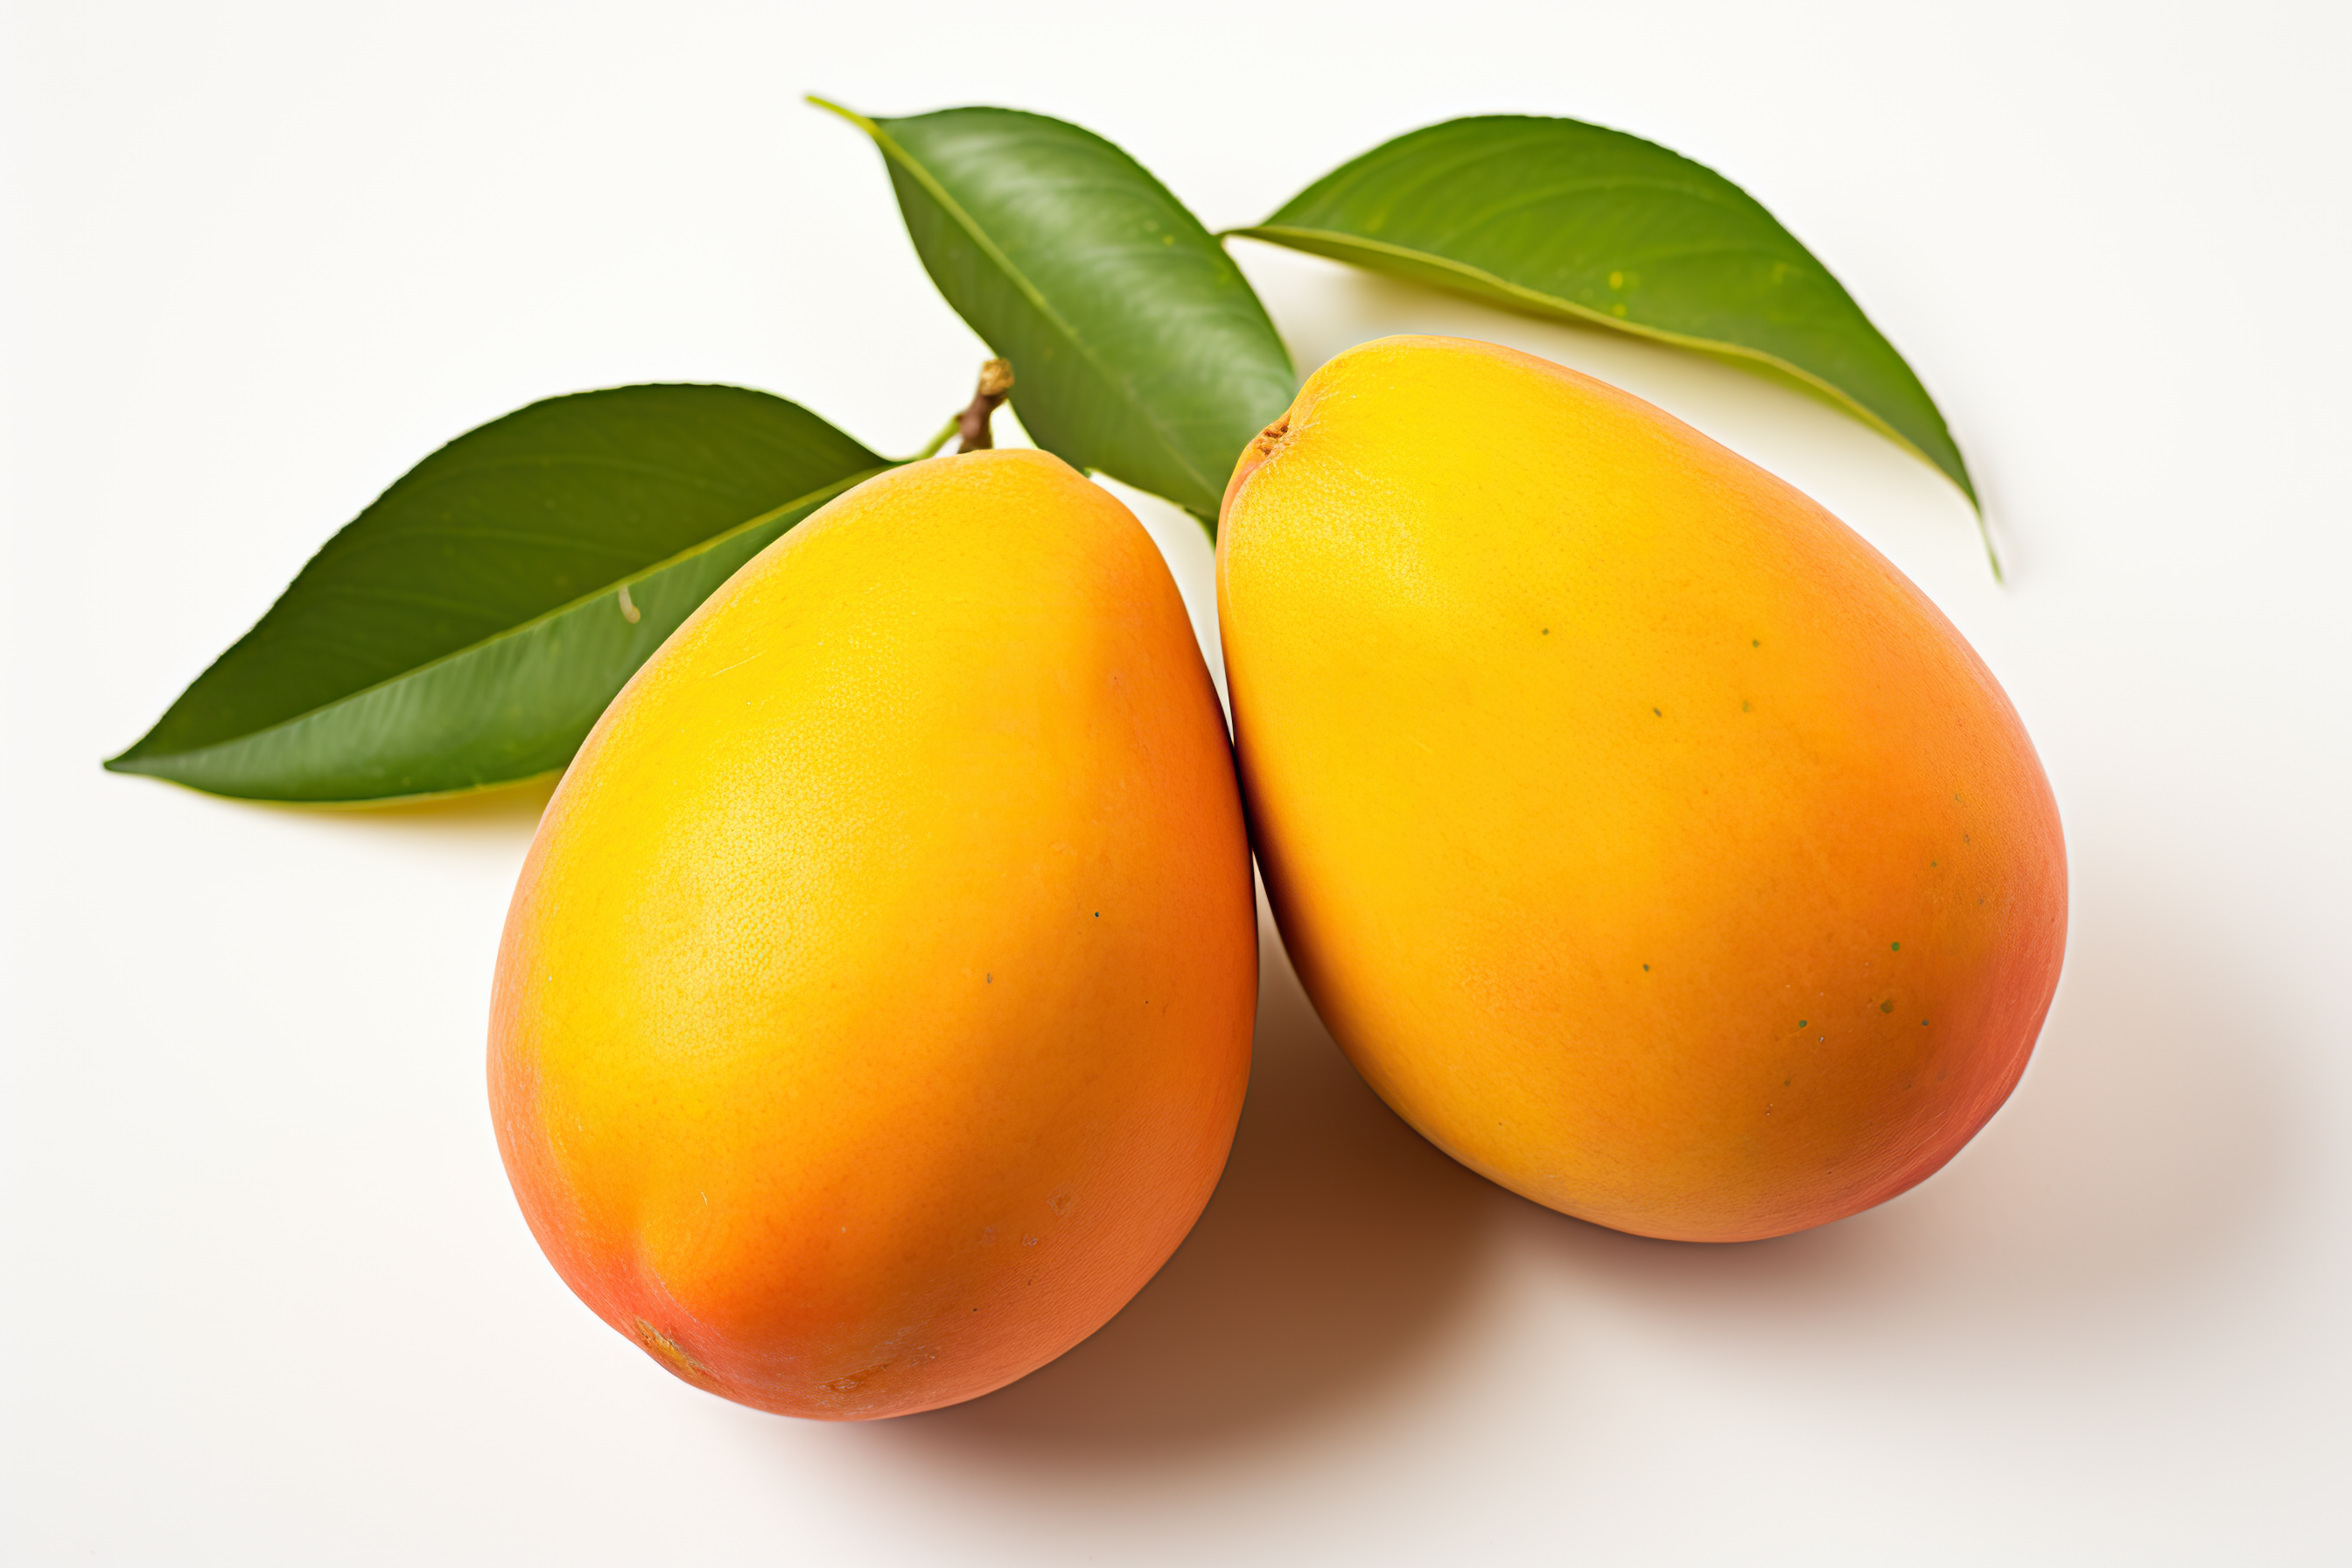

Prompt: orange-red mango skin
[491,449,1256,1418]
[1215,336,2065,1242]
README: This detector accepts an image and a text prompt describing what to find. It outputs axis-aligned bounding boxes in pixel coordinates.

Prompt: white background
[5,3,2346,1562]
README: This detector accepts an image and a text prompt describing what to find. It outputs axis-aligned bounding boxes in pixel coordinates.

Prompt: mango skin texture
[1217,336,2064,1243]
[491,450,1255,1418]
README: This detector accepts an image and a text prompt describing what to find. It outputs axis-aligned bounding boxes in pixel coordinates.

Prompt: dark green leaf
[815,99,1294,525]
[1233,116,1984,554]
[108,384,886,802]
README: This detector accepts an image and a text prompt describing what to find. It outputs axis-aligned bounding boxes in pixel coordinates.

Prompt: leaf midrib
[114,466,885,766]
[831,103,1222,503]
[1229,226,1936,467]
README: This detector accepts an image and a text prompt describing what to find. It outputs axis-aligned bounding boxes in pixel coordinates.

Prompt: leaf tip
[1936,458,1999,582]
[1975,509,2006,585]
[101,748,178,784]
[102,736,158,774]
[805,94,877,136]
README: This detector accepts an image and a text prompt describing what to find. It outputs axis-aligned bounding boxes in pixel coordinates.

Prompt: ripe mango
[490,449,1255,1418]
[1216,336,2064,1242]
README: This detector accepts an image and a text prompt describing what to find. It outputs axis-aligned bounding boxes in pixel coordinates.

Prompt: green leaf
[1232,116,1989,566]
[814,98,1294,526]
[108,384,887,803]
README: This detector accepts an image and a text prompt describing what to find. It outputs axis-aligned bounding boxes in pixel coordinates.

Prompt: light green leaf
[1234,116,1991,569]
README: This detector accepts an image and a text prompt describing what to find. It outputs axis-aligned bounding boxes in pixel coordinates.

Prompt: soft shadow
[1508,875,2292,1346]
[874,886,1498,1462]
[256,773,558,849]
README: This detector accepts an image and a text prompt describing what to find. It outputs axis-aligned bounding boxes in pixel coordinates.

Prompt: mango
[1216,336,2064,1242]
[490,449,1255,1418]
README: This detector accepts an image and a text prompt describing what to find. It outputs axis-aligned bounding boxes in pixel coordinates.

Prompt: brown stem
[955,358,1015,452]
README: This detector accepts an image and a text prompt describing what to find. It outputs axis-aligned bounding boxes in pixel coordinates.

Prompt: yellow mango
[1217,336,2064,1242]
[490,449,1255,1418]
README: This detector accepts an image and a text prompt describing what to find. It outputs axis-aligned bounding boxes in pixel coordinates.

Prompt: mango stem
[901,360,1017,462]
[955,358,1016,452]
